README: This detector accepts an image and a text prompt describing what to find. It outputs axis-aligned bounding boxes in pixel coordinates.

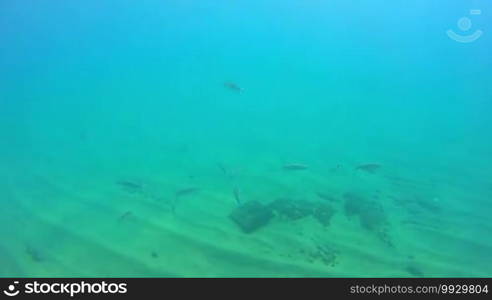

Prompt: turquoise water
[1,0,491,277]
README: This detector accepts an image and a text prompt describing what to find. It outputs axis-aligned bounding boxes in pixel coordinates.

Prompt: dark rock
[312,203,336,226]
[343,192,366,216]
[229,201,273,233]
[343,192,391,245]
[359,204,387,231]
[268,198,312,220]
[344,192,387,230]
[268,198,336,227]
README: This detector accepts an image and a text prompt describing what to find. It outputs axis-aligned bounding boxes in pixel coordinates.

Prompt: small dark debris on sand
[308,244,339,267]
[25,244,45,263]
[355,163,381,173]
[229,201,273,233]
[283,163,308,171]
[224,82,244,93]
[117,180,144,193]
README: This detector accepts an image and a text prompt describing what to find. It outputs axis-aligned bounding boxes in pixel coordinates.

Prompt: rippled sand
[2,153,490,277]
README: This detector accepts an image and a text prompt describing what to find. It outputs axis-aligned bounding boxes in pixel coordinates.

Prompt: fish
[117,180,143,192]
[316,192,337,202]
[217,162,230,178]
[171,187,200,215]
[118,211,135,222]
[233,186,241,205]
[25,244,44,262]
[355,163,381,173]
[224,82,244,93]
[175,187,200,197]
[170,200,177,215]
[329,164,342,172]
[283,163,308,171]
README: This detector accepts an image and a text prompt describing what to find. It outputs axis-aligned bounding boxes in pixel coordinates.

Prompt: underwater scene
[1,0,491,277]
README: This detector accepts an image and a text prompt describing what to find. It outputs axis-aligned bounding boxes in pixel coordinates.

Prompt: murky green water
[1,0,491,277]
